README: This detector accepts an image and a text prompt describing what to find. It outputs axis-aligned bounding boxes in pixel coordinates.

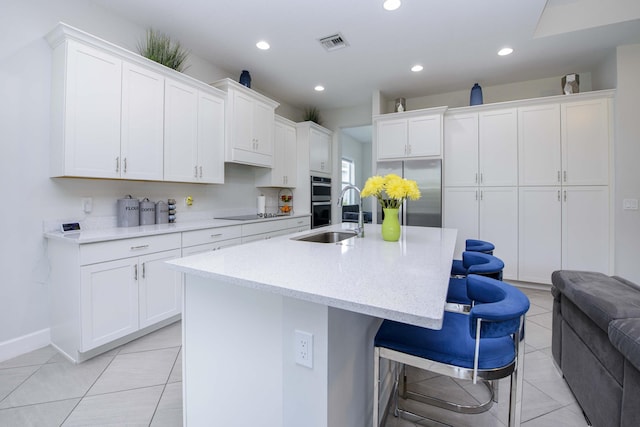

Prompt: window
[341,158,355,205]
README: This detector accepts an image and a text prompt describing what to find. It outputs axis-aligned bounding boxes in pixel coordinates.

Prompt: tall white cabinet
[298,121,333,176]
[444,91,613,285]
[255,115,297,187]
[443,109,519,280]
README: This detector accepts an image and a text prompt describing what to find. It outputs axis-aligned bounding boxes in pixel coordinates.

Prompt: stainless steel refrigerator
[376,159,442,227]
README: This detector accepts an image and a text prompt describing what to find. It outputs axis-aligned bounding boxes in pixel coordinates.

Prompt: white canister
[257,195,266,215]
[155,201,169,224]
[117,195,139,227]
[139,198,156,225]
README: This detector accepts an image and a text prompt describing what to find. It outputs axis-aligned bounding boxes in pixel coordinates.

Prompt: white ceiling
[91,0,640,111]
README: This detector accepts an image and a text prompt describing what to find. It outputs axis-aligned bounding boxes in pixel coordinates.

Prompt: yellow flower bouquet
[361,174,421,208]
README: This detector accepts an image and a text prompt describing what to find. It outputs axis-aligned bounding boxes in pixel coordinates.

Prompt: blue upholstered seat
[451,239,495,275]
[447,252,505,305]
[373,275,530,427]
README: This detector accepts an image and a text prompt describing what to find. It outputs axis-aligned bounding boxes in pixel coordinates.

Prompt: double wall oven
[311,176,332,228]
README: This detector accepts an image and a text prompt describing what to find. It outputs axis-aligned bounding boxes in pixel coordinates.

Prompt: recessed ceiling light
[256,40,270,50]
[498,47,513,56]
[411,64,424,72]
[383,0,401,11]
[314,85,325,92]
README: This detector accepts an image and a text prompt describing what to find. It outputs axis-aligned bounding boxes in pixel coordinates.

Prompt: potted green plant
[138,28,190,72]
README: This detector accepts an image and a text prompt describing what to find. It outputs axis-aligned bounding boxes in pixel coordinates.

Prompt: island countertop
[168,223,457,329]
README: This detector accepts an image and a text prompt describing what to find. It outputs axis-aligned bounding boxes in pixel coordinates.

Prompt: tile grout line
[148,344,182,426]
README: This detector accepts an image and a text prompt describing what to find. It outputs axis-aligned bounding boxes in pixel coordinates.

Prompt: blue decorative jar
[470,83,483,106]
[239,70,252,88]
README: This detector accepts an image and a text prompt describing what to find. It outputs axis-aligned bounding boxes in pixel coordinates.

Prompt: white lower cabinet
[138,250,183,329]
[518,186,609,284]
[182,225,242,255]
[444,187,518,280]
[241,217,311,244]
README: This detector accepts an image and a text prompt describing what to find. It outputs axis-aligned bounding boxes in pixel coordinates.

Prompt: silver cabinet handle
[210,233,223,238]
[116,157,120,173]
[124,158,127,173]
[563,171,567,182]
[142,262,145,279]
[557,171,561,182]
[199,166,203,178]
[480,173,484,184]
[564,190,567,202]
[557,190,561,201]
[130,245,149,251]
[475,190,478,201]
[194,166,198,178]
[480,190,483,201]
[475,173,478,184]
[134,264,138,281]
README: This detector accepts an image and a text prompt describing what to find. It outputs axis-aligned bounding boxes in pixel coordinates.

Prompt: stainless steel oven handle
[312,201,332,206]
[312,183,332,188]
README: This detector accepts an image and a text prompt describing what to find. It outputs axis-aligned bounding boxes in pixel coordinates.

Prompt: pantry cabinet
[255,115,297,187]
[164,79,225,183]
[375,107,446,161]
[443,187,518,280]
[444,91,613,285]
[211,79,279,168]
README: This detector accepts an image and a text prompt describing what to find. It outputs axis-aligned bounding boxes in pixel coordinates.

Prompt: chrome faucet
[338,185,364,237]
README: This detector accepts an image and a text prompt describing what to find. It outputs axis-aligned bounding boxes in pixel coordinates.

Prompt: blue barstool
[451,239,495,276]
[447,252,505,307]
[373,275,529,427]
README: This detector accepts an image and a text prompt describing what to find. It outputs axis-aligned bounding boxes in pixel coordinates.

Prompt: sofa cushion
[609,318,640,372]
[551,270,640,332]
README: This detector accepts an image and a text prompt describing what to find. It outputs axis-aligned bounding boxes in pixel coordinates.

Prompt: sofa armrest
[609,318,640,372]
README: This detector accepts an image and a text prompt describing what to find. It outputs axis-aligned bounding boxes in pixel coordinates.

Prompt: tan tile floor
[0,286,589,426]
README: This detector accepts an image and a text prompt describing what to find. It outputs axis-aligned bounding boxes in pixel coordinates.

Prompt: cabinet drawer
[182,238,241,256]
[182,226,242,247]
[241,217,310,237]
[80,233,181,265]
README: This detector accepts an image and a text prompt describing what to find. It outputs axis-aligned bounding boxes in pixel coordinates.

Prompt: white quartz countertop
[44,214,310,244]
[168,223,457,329]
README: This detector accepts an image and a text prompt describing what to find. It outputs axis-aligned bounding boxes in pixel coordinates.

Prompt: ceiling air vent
[318,33,349,52]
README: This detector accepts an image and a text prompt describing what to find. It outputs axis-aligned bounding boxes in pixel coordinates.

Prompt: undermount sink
[292,230,358,244]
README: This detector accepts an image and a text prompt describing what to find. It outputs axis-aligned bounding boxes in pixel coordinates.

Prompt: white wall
[0,0,301,358]
[614,44,640,284]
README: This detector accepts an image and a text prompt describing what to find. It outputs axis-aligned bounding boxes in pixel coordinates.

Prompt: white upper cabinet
[478,108,518,186]
[375,107,446,161]
[561,98,610,186]
[164,79,225,184]
[444,112,479,187]
[298,121,332,176]
[256,115,297,187]
[211,79,279,168]
[444,108,517,187]
[518,104,561,186]
[47,23,226,183]
[50,39,122,178]
[121,62,165,181]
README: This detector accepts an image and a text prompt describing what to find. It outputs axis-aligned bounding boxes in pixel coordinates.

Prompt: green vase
[381,208,401,242]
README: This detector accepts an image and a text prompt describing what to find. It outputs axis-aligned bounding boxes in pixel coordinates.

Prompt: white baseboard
[0,328,51,363]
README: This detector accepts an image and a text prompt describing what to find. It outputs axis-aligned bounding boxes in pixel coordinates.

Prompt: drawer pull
[210,234,223,238]
[130,245,150,251]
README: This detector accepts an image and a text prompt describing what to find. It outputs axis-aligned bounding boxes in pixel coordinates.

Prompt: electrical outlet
[623,199,638,210]
[81,197,92,213]
[295,330,313,368]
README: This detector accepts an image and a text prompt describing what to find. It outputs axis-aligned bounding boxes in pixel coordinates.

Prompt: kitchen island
[167,223,457,427]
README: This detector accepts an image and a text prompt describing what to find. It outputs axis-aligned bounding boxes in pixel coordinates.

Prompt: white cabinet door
[253,99,274,158]
[479,187,518,280]
[62,41,122,178]
[282,122,298,187]
[518,187,562,284]
[444,113,478,187]
[562,186,610,274]
[232,91,257,153]
[197,92,225,184]
[164,78,199,182]
[257,117,297,187]
[408,114,441,157]
[310,127,332,174]
[80,258,138,351]
[443,187,479,259]
[561,98,610,186]
[138,249,182,329]
[377,119,407,159]
[518,104,561,186]
[120,62,164,181]
[479,109,518,186]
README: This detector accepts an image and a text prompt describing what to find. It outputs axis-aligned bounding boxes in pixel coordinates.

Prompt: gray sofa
[551,270,640,427]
